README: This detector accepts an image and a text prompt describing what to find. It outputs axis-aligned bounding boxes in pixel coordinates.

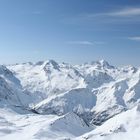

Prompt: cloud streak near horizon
[67,41,105,46]
[128,36,140,41]
[87,7,140,17]
[107,7,140,17]
[91,7,140,17]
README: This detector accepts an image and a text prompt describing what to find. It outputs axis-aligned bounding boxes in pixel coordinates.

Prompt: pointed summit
[99,59,109,65]
[43,59,60,71]
[90,59,114,69]
[98,59,111,68]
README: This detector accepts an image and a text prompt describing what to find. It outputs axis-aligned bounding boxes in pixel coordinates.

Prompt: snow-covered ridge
[77,104,140,140]
[0,59,140,140]
[6,60,140,120]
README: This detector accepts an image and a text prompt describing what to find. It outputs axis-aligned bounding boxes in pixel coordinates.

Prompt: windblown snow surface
[0,60,140,140]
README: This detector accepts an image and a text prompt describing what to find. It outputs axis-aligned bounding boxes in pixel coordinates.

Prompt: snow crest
[0,60,139,140]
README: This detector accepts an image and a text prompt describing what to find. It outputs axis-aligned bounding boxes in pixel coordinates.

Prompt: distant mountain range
[0,60,140,140]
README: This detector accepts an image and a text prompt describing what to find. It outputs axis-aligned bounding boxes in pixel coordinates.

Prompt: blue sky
[0,0,140,66]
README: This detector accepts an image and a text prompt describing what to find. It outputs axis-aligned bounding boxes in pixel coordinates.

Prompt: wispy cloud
[62,7,140,26]
[67,41,105,46]
[128,36,140,41]
[106,7,140,17]
[86,7,140,18]
[67,41,93,45]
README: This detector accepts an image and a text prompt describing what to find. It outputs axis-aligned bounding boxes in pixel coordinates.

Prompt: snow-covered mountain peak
[88,59,114,69]
[1,59,140,140]
[98,59,110,66]
[42,59,59,67]
[43,60,60,72]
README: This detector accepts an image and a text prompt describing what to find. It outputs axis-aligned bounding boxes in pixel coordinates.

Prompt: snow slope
[0,65,28,107]
[0,108,92,140]
[77,104,140,140]
[0,59,139,139]
[7,60,140,124]
[9,60,85,98]
[34,88,96,115]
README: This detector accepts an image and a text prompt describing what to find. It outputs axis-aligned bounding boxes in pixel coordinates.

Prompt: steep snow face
[1,59,140,140]
[0,76,20,106]
[8,60,86,99]
[123,70,140,108]
[90,80,128,125]
[0,65,23,107]
[7,60,140,124]
[0,65,38,109]
[0,108,92,140]
[34,88,96,115]
[0,65,21,89]
[49,112,93,137]
[84,70,113,89]
[78,104,140,140]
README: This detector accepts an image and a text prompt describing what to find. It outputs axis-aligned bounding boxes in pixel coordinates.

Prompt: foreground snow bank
[0,108,92,140]
[77,104,140,140]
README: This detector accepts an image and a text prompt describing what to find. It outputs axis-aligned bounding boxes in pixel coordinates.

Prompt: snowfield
[0,59,140,139]
[0,108,92,140]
